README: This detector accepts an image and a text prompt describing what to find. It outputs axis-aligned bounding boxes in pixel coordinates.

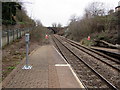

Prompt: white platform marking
[52,45,84,88]
[55,64,70,67]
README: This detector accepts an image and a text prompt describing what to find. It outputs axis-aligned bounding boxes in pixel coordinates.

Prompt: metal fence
[2,27,33,47]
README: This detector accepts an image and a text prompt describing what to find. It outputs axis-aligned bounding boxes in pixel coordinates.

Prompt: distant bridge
[47,27,68,34]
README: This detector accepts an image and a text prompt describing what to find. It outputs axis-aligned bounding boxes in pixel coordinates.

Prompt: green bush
[7,66,15,70]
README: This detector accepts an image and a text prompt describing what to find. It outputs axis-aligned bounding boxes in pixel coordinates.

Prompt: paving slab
[2,45,84,88]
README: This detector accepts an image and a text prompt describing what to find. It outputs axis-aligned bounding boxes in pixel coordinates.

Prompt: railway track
[52,35,120,89]
[91,47,120,60]
[60,36,120,71]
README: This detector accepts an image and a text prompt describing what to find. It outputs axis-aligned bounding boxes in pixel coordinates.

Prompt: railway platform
[2,45,84,88]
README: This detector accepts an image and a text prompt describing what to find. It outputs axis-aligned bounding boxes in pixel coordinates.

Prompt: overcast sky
[21,0,120,26]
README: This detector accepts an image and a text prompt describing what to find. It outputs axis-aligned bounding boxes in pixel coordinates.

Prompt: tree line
[2,1,36,30]
[65,2,120,44]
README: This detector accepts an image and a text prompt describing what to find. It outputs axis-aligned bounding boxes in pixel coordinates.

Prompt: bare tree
[52,23,57,27]
[57,23,62,27]
[69,14,78,23]
[85,2,105,17]
[35,19,42,26]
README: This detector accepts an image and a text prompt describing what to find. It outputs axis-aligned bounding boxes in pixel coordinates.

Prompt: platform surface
[2,45,84,88]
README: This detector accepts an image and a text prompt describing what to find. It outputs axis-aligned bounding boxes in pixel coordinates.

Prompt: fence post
[21,28,23,36]
[7,30,10,45]
[23,28,25,35]
[16,29,18,39]
[20,28,22,38]
[13,29,14,41]
[28,28,29,32]
[24,28,26,34]
[18,29,20,38]
[24,28,25,34]
[27,27,29,33]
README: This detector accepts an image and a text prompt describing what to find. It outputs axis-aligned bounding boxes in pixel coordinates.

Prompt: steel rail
[52,35,87,89]
[61,35,120,64]
[61,37,120,72]
[53,35,118,90]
